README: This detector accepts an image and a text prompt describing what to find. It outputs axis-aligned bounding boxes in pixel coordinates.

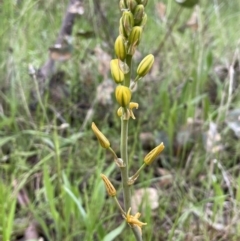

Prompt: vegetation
[1,0,240,240]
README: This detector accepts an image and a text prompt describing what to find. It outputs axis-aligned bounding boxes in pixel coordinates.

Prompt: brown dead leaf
[131,188,159,213]
[156,2,166,21]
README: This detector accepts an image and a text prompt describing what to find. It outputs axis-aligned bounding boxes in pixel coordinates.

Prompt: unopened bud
[91,122,110,149]
[119,19,128,38]
[101,174,116,197]
[117,107,123,117]
[144,142,164,165]
[141,0,148,6]
[139,13,147,27]
[134,4,144,25]
[114,35,126,61]
[110,59,125,84]
[122,11,134,36]
[126,0,138,12]
[128,26,142,54]
[135,0,148,6]
[119,0,127,10]
[136,54,154,77]
[115,85,132,107]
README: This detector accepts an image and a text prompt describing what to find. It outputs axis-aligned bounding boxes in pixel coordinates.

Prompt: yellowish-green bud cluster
[115,85,132,107]
[117,0,147,56]
[110,59,125,83]
[137,54,154,77]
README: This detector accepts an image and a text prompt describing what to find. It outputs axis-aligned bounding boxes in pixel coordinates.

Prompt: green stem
[121,50,142,241]
[125,54,132,87]
[114,196,125,215]
[120,117,143,241]
[120,118,131,210]
[129,163,146,184]
[108,147,118,160]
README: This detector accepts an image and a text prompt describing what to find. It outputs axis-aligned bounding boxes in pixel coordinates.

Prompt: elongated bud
[144,142,164,165]
[137,54,154,77]
[141,0,148,6]
[119,18,128,38]
[128,26,142,54]
[119,0,127,10]
[139,13,147,27]
[134,4,144,25]
[126,0,138,12]
[128,26,142,45]
[122,11,134,36]
[117,107,123,117]
[101,174,116,197]
[91,122,110,149]
[115,85,132,107]
[114,35,126,61]
[110,59,125,83]
[135,0,148,6]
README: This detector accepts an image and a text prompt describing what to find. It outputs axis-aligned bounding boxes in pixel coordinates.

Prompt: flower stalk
[92,0,165,240]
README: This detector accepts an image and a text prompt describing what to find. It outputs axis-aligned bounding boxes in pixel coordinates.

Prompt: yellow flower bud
[144,142,164,165]
[134,4,144,25]
[137,54,154,77]
[128,26,142,46]
[117,107,123,117]
[141,0,148,7]
[119,19,128,38]
[91,122,110,149]
[139,13,147,27]
[126,0,138,12]
[122,11,134,36]
[100,174,116,197]
[136,0,148,6]
[110,59,125,84]
[114,35,126,61]
[115,85,132,107]
[119,0,127,10]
